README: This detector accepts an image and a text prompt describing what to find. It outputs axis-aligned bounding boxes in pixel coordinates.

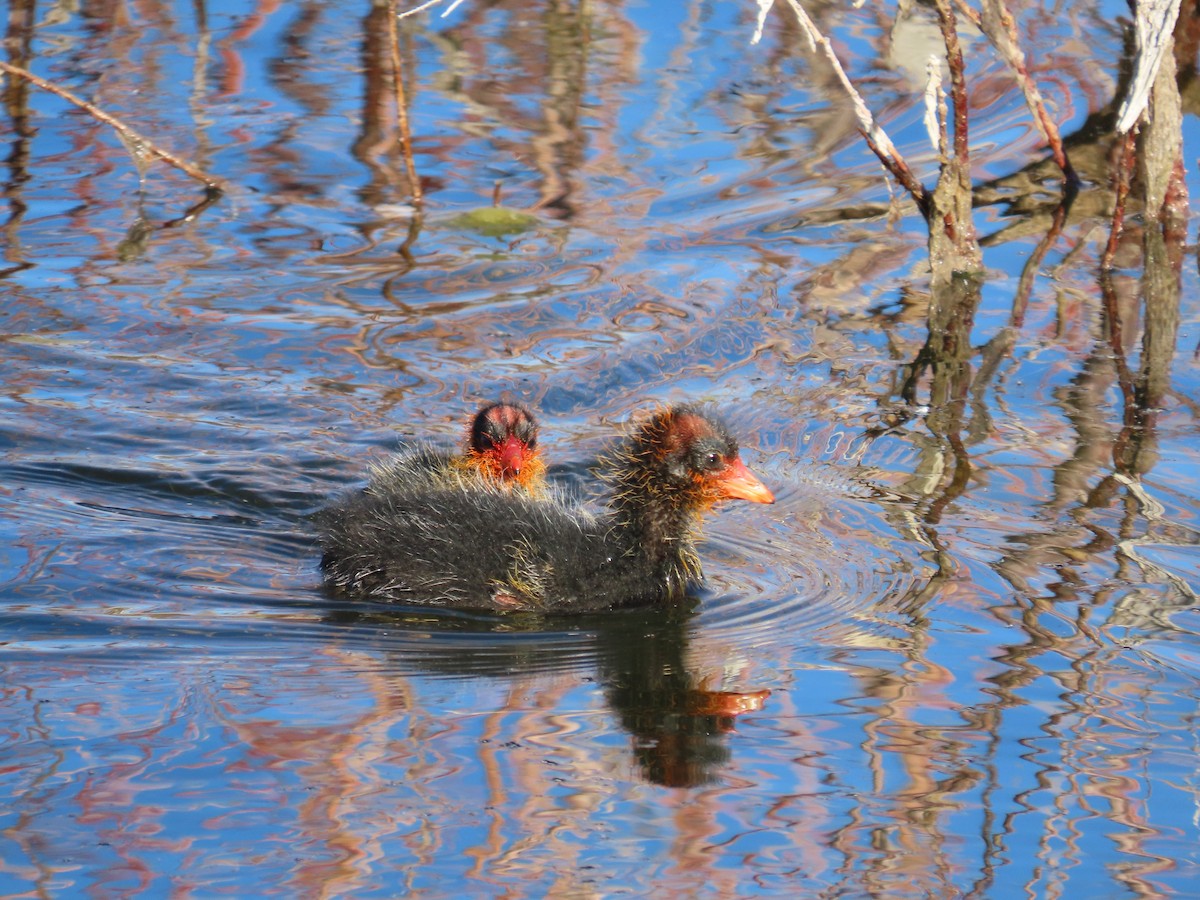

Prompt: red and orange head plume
[462,402,547,491]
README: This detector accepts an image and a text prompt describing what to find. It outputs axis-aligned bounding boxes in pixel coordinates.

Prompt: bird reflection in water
[328,601,769,788]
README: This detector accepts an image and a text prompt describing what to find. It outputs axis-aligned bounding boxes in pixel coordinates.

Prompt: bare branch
[757,0,928,207]
[968,0,1077,184]
[1116,0,1183,133]
[1101,130,1137,273]
[397,0,467,21]
[933,0,969,169]
[0,60,231,194]
[397,0,450,21]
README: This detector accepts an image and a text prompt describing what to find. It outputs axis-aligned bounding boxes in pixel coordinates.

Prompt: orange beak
[497,435,529,479]
[716,457,775,504]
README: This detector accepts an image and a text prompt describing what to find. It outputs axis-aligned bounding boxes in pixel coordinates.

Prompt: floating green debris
[450,206,539,237]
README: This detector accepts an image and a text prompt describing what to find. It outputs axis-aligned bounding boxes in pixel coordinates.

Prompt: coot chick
[367,402,546,495]
[318,404,774,613]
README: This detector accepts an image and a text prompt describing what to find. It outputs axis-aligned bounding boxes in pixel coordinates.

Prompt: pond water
[3,0,1200,895]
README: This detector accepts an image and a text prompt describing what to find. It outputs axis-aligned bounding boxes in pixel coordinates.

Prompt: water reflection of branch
[822,643,978,897]
[971,202,1065,445]
[894,274,983,526]
[436,0,592,219]
[214,654,416,897]
[897,2,1189,621]
[1101,4,1187,480]
[388,0,424,205]
[355,3,408,207]
[1103,226,1184,483]
[113,190,226,261]
[982,633,1174,896]
[382,216,425,296]
[258,2,335,201]
[988,186,1187,659]
[1100,132,1138,276]
[1,0,35,280]
[1006,200,1069,331]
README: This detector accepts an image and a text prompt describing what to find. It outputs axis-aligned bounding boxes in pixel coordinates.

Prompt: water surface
[3,0,1199,896]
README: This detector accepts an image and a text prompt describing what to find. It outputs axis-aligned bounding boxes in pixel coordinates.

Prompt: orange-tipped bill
[716,457,775,504]
[497,435,531,480]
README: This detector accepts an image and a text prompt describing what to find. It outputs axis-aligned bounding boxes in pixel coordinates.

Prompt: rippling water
[3,0,1200,895]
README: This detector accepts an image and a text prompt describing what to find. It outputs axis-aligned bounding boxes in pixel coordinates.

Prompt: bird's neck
[611,481,705,581]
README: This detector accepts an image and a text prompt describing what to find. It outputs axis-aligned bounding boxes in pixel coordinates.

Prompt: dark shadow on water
[326,597,770,788]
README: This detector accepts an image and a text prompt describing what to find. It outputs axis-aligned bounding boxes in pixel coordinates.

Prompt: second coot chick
[367,401,546,495]
[319,404,774,613]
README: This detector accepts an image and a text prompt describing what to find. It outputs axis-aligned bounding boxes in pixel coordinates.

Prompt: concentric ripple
[693,456,934,654]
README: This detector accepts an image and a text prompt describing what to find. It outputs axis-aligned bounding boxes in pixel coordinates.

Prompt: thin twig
[388,0,424,205]
[933,0,969,169]
[922,0,981,274]
[1101,130,1137,273]
[757,0,928,208]
[397,0,449,21]
[0,59,230,193]
[963,0,1077,186]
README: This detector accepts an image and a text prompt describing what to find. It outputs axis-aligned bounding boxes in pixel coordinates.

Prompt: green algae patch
[449,206,540,237]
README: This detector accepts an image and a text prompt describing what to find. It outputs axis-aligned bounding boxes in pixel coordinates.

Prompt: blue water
[2,0,1199,896]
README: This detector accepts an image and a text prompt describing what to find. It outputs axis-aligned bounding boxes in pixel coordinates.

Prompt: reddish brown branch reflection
[388,0,423,205]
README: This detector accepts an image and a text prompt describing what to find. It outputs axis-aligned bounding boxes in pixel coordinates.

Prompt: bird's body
[318,404,773,614]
